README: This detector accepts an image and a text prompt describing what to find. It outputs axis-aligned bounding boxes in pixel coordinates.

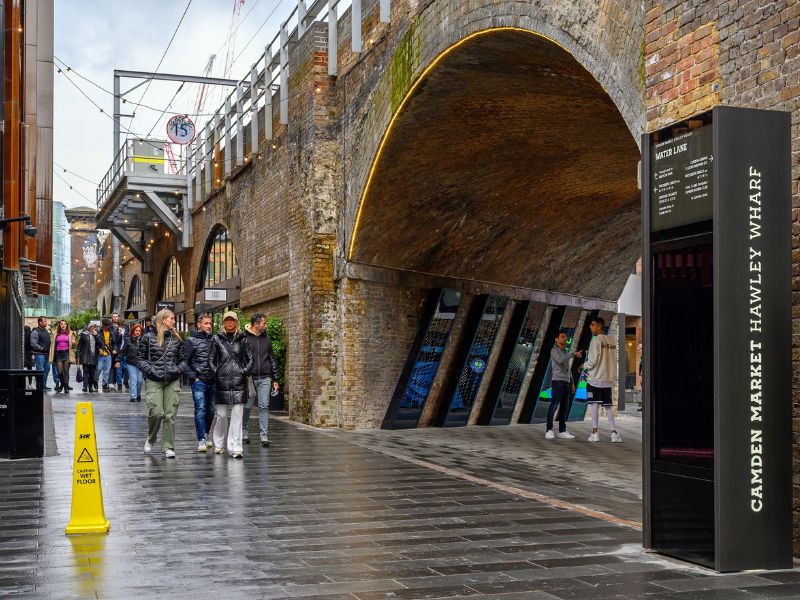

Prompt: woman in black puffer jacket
[211,311,253,458]
[138,309,185,459]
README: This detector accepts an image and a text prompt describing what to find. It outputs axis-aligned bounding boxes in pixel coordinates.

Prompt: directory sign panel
[650,114,713,232]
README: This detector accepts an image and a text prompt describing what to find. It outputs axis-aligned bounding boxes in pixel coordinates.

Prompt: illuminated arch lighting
[347,26,621,259]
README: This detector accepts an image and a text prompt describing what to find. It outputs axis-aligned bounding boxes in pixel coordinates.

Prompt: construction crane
[193,54,217,121]
[222,1,246,79]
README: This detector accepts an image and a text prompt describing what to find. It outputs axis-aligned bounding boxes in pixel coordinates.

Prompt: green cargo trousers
[146,379,181,452]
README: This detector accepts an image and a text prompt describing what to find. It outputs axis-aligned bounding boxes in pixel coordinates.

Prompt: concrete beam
[342,261,618,312]
[110,226,145,263]
[143,191,181,235]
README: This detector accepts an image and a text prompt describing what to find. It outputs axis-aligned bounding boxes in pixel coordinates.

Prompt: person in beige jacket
[583,317,621,443]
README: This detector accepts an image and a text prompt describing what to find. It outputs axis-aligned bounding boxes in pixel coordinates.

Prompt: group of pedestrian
[24,312,158,397]
[27,316,77,393]
[544,316,622,443]
[25,308,281,460]
[142,309,280,460]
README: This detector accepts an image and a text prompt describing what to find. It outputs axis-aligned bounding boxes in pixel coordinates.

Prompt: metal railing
[97,139,189,209]
[99,0,393,213]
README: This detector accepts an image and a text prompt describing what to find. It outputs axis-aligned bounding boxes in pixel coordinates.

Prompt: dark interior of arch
[351,29,641,300]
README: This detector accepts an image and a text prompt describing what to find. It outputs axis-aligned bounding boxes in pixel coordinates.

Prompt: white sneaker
[557,431,575,439]
[198,440,207,453]
[545,430,555,440]
[611,432,623,443]
[214,447,224,454]
[205,438,214,448]
[165,449,176,458]
[588,432,600,442]
[232,450,243,459]
[144,441,152,453]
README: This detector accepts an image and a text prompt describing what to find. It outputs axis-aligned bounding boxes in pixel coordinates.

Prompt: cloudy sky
[54,0,293,209]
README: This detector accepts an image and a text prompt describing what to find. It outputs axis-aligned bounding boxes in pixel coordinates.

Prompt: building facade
[94,0,796,459]
[64,205,97,312]
[24,200,69,317]
[0,0,54,368]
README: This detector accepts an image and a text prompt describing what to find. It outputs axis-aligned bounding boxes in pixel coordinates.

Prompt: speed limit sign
[166,114,196,145]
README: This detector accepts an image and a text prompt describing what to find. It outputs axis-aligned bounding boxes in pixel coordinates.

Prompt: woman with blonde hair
[49,320,76,394]
[138,309,185,458]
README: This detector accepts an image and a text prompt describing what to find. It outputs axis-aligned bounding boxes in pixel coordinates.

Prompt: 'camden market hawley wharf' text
[748,166,764,513]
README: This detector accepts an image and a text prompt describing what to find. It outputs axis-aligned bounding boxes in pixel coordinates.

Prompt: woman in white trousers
[211,312,254,458]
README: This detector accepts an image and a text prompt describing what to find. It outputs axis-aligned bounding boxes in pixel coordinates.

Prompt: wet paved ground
[2,375,800,599]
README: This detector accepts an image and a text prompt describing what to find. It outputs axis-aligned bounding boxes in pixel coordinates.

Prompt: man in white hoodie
[582,317,622,443]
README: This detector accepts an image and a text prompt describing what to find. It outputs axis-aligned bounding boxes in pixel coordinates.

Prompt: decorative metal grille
[392,289,462,427]
[445,296,507,426]
[490,302,546,425]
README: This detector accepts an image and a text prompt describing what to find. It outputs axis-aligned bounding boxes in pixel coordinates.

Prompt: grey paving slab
[0,379,797,599]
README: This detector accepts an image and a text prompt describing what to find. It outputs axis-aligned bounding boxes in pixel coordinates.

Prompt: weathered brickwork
[64,208,97,312]
[645,0,800,553]
[336,278,427,429]
[105,0,647,433]
[645,7,721,129]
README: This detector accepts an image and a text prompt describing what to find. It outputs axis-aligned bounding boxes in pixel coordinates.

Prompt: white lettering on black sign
[748,166,764,513]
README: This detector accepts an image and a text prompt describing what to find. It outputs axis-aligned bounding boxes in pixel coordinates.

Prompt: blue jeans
[34,355,50,388]
[127,363,143,400]
[51,362,60,386]
[96,355,112,388]
[116,354,128,385]
[547,380,569,433]
[243,377,271,441]
[191,379,216,441]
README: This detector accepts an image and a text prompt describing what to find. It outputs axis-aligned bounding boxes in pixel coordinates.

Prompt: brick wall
[646,0,800,552]
[336,278,427,428]
[97,0,648,432]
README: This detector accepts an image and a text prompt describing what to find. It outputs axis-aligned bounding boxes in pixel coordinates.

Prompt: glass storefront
[489,302,546,425]
[443,296,507,427]
[386,289,462,429]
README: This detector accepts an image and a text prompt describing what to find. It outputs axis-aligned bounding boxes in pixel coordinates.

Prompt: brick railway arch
[346,16,643,301]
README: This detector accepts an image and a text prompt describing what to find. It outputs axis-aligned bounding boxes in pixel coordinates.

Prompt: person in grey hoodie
[545,330,583,440]
[583,317,621,443]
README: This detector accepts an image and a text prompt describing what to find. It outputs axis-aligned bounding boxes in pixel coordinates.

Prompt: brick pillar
[286,23,341,426]
[336,277,427,429]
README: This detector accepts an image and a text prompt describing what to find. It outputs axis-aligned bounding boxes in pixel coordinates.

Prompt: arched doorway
[347,28,641,429]
[157,256,187,332]
[194,226,240,319]
[125,274,146,322]
[350,28,640,297]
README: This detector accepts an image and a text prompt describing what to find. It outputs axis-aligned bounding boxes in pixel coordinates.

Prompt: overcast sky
[54,0,293,210]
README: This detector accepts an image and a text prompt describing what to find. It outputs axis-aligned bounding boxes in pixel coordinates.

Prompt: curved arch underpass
[349,28,641,301]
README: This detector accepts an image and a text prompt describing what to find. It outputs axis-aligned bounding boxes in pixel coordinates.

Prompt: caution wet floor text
[65,402,110,535]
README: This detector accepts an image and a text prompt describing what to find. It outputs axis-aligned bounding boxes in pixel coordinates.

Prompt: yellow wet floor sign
[65,402,110,535]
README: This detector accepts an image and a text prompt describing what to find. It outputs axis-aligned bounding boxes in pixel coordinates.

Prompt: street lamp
[0,214,37,238]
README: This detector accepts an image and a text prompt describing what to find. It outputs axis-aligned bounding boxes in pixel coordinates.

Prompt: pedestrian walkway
[1,381,799,598]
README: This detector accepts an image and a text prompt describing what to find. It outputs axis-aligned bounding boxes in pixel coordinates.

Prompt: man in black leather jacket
[184,313,216,452]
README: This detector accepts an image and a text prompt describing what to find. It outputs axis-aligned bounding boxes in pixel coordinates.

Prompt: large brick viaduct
[91,0,800,549]
[103,0,799,449]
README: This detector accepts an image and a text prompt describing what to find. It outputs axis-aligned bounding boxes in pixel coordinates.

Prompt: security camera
[24,222,37,238]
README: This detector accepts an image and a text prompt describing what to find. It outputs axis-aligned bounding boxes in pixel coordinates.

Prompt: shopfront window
[161,257,184,299]
[127,275,144,309]
[201,227,238,289]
